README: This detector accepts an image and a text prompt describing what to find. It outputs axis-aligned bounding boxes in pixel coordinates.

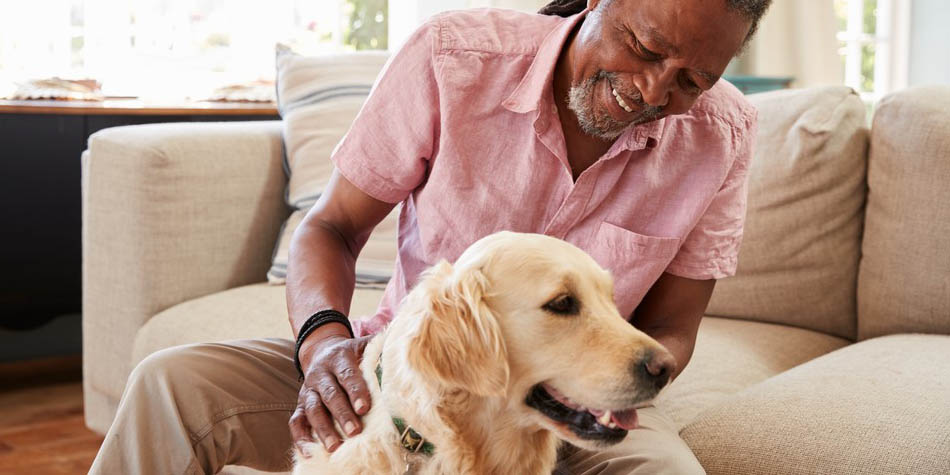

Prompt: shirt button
[645,137,658,148]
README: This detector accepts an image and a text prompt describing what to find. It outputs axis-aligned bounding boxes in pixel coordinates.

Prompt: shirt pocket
[589,221,682,319]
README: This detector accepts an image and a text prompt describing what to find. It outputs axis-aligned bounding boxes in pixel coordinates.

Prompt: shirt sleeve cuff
[665,255,737,280]
[351,313,390,338]
[331,152,411,204]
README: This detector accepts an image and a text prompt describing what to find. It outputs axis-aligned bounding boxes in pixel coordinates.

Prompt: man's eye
[543,295,580,315]
[631,35,661,61]
[680,74,702,94]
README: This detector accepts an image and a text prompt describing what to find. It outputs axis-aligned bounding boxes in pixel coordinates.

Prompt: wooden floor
[0,355,103,475]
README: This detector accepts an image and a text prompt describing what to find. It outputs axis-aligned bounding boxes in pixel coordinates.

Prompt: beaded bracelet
[293,309,354,380]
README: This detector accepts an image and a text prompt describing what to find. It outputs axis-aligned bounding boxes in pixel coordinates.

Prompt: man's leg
[89,338,301,475]
[554,406,705,474]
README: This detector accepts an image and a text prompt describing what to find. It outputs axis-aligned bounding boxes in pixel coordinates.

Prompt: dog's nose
[637,350,676,391]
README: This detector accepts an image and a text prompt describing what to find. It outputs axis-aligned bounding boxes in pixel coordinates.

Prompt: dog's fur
[293,231,672,475]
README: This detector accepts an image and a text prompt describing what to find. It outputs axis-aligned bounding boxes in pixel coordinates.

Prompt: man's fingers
[303,390,343,452]
[315,373,363,439]
[288,407,316,458]
[353,335,371,354]
[292,335,373,454]
[334,354,372,416]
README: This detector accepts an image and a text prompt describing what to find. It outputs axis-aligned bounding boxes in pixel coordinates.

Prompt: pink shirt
[331,9,758,337]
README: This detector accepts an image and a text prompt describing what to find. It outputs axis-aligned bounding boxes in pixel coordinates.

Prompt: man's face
[566,0,751,140]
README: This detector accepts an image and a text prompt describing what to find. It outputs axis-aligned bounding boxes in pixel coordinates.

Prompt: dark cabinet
[0,108,278,359]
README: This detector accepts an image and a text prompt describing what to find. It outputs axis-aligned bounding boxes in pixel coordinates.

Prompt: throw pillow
[268,46,395,288]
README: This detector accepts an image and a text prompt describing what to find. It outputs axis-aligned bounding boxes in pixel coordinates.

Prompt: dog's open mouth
[525,383,638,443]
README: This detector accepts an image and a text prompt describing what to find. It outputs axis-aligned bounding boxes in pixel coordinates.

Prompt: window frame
[836,0,911,102]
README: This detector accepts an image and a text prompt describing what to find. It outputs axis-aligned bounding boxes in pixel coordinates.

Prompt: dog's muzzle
[524,384,637,444]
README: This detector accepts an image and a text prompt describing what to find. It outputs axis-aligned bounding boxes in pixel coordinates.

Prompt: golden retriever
[293,231,675,475]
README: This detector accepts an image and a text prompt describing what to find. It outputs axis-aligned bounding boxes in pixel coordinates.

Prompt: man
[90,0,770,473]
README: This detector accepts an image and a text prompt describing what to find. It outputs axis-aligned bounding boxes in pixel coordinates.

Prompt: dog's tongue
[611,408,639,430]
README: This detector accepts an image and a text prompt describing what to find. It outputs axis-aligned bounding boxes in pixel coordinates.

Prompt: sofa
[81,84,950,474]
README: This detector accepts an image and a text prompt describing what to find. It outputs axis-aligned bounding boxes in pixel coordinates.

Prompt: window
[0,0,388,98]
[834,0,910,101]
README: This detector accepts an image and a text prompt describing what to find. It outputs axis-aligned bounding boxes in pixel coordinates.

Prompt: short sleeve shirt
[330,8,759,337]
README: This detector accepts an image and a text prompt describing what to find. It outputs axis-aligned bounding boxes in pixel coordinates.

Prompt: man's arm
[286,170,396,453]
[286,170,394,339]
[631,272,716,381]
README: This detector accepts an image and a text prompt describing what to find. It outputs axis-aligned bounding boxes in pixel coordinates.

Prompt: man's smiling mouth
[611,86,635,113]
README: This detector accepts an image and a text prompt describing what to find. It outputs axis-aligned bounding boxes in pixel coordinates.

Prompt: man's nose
[637,65,675,108]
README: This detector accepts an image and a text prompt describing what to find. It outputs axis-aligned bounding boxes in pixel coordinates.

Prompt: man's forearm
[285,218,363,338]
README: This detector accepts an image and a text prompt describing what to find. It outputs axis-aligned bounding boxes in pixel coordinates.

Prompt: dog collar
[375,358,436,457]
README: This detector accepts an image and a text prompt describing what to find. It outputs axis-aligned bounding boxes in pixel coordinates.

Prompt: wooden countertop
[0,98,279,116]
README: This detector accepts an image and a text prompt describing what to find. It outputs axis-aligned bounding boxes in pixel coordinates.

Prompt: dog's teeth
[608,421,618,429]
[598,410,612,426]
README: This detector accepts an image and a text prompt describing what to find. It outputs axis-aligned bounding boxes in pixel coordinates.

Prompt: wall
[908,0,950,86]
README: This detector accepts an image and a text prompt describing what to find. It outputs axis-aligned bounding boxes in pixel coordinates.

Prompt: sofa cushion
[655,316,849,428]
[131,283,385,366]
[680,334,950,475]
[705,86,868,340]
[268,47,398,286]
[859,86,950,339]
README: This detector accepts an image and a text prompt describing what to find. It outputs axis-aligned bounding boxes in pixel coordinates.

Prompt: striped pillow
[268,46,396,287]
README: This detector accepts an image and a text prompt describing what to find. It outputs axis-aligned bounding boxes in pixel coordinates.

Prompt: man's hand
[288,324,373,456]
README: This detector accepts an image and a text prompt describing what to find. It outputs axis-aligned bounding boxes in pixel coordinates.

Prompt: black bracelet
[293,309,354,380]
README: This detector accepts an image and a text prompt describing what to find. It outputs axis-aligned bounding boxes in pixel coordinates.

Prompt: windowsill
[0,97,278,116]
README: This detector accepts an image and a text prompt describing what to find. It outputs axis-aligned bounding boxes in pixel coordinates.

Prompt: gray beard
[567,71,662,141]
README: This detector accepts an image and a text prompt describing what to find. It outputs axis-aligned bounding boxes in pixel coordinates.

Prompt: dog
[292,231,676,474]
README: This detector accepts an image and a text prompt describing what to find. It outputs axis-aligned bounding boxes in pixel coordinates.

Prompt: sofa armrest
[82,120,288,431]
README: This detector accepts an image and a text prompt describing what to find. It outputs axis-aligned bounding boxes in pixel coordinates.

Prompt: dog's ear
[407,260,510,397]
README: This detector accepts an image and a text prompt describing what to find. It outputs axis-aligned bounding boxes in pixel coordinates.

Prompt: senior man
[91,0,771,473]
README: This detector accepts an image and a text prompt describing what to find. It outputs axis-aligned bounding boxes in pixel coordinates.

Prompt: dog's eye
[543,295,579,315]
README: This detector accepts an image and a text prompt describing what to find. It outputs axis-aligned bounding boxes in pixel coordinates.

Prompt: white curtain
[729,0,843,88]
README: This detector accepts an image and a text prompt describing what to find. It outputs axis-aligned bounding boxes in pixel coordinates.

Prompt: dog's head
[404,231,675,449]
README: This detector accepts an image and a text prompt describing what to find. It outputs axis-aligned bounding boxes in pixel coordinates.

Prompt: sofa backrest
[706,86,868,340]
[857,85,950,339]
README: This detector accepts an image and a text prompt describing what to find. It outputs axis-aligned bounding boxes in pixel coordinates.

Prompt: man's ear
[407,260,510,397]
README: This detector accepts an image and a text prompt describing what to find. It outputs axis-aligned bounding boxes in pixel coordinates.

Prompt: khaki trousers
[89,338,704,475]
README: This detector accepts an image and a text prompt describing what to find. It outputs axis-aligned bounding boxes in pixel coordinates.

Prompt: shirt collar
[501,11,584,115]
[501,10,665,151]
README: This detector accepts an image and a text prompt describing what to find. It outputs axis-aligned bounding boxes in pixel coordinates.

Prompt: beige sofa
[82,85,950,474]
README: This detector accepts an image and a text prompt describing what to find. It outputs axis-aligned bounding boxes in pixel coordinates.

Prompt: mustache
[600,71,664,119]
